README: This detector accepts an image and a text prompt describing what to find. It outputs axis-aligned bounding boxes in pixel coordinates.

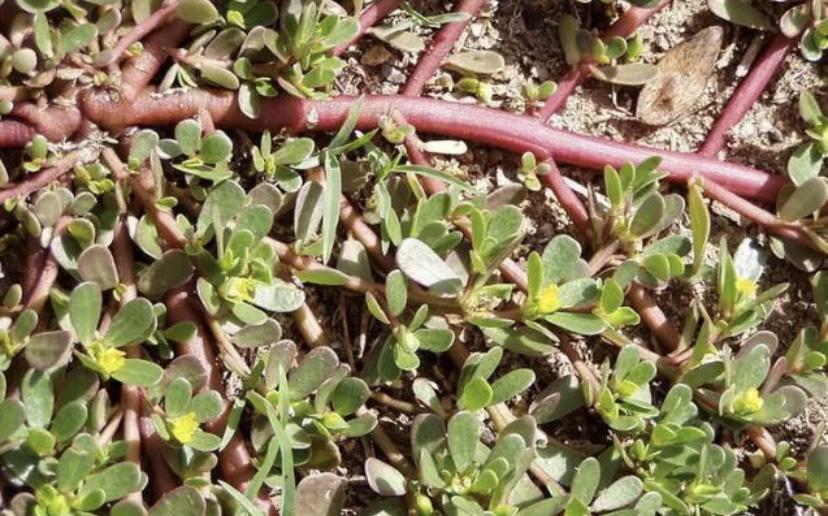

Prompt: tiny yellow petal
[735,277,757,298]
[170,412,199,444]
[733,387,764,415]
[536,284,562,314]
[97,348,126,375]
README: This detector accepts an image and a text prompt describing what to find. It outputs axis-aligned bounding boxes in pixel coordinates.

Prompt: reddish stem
[10,103,81,143]
[100,1,180,68]
[165,289,269,509]
[401,0,486,97]
[309,167,396,271]
[22,236,47,300]
[627,283,681,352]
[332,0,405,56]
[540,159,590,231]
[138,410,178,499]
[24,217,71,314]
[537,0,669,120]
[340,195,397,271]
[0,120,33,148]
[118,19,191,102]
[0,152,81,206]
[113,221,142,473]
[698,34,794,157]
[82,92,786,202]
[696,176,820,252]
[538,67,590,121]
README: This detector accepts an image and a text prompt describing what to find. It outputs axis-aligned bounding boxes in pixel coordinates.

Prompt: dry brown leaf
[636,26,724,126]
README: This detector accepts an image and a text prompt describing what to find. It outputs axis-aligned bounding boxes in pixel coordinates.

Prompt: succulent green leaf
[80,462,145,502]
[708,0,773,30]
[396,238,463,294]
[490,369,535,405]
[105,298,156,347]
[779,177,828,221]
[289,347,339,400]
[148,486,206,516]
[459,377,493,411]
[112,359,164,386]
[385,270,408,317]
[70,282,103,346]
[365,458,407,496]
[25,331,72,370]
[571,457,600,504]
[447,411,481,472]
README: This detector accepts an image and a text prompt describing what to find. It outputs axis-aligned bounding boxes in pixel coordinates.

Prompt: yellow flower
[735,277,757,299]
[224,277,257,303]
[170,412,199,444]
[96,347,125,375]
[733,387,764,415]
[536,284,562,314]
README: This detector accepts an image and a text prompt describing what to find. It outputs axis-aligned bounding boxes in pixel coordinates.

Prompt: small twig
[98,408,125,445]
[540,159,591,232]
[370,391,420,414]
[22,236,47,301]
[696,176,825,253]
[587,240,620,276]
[205,315,253,378]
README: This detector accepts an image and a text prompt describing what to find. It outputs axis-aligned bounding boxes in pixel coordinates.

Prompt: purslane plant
[67,282,163,387]
[364,413,542,515]
[247,341,377,475]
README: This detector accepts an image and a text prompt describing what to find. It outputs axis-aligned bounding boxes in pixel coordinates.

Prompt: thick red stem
[538,0,669,121]
[401,0,486,96]
[10,103,81,142]
[538,67,590,121]
[699,34,794,157]
[332,0,405,56]
[0,120,34,148]
[82,92,786,202]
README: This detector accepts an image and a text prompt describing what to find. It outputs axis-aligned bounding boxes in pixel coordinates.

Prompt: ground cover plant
[0,0,828,514]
